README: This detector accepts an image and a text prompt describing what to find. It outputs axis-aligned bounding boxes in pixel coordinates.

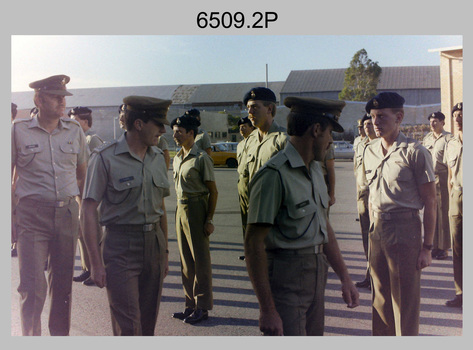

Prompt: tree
[339,49,382,102]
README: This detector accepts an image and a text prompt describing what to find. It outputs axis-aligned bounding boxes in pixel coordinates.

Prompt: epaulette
[265,151,288,170]
[61,117,81,127]
[92,139,117,154]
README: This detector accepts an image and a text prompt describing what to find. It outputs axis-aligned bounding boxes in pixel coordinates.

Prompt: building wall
[439,48,463,133]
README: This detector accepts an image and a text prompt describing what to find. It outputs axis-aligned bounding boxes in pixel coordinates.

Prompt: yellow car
[211,143,238,168]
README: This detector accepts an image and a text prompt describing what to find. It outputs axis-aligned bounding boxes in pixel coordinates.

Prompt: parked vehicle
[332,141,355,160]
[211,143,238,168]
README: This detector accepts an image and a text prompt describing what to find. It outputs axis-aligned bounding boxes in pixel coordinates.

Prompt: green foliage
[227,113,242,132]
[339,49,382,102]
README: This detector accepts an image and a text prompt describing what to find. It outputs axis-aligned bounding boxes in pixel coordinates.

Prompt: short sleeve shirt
[444,136,462,188]
[83,133,170,226]
[12,116,89,201]
[85,129,104,152]
[422,130,452,174]
[195,129,212,152]
[354,137,371,188]
[172,143,215,199]
[238,120,288,181]
[362,132,435,213]
[157,135,169,151]
[247,142,329,250]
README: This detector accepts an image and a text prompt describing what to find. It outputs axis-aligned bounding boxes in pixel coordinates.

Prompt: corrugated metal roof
[281,66,440,93]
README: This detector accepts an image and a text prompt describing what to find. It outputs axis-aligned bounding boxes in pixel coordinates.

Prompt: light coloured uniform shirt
[85,129,104,152]
[239,120,288,182]
[354,137,371,188]
[423,130,452,174]
[12,116,89,201]
[247,142,329,250]
[194,129,212,152]
[362,132,435,213]
[444,136,463,188]
[157,135,169,151]
[83,133,170,226]
[172,143,215,200]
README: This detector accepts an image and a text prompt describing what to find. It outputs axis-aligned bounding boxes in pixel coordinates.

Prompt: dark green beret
[365,92,405,113]
[186,108,200,117]
[452,102,463,114]
[69,106,92,116]
[284,96,345,133]
[428,111,445,121]
[29,74,72,96]
[123,95,172,125]
[243,87,276,105]
[170,114,201,129]
[238,116,252,126]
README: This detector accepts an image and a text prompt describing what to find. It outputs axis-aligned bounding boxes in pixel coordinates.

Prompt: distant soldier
[422,111,452,260]
[81,96,172,335]
[12,75,89,335]
[353,118,366,150]
[185,108,212,155]
[362,92,436,336]
[444,102,463,308]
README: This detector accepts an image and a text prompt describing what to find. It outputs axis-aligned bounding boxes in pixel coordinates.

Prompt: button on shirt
[11,116,89,201]
[362,132,435,213]
[173,143,215,199]
[247,142,329,250]
[83,134,170,226]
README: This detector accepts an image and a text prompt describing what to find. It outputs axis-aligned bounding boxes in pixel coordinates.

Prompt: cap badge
[373,99,378,107]
[250,91,256,99]
[457,103,462,109]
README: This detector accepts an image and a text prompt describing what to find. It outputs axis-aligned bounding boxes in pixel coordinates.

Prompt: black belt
[20,197,75,208]
[178,195,207,204]
[106,223,158,232]
[266,245,324,255]
[372,210,419,221]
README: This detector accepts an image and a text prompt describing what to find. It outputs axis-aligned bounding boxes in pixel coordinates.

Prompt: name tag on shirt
[119,176,134,183]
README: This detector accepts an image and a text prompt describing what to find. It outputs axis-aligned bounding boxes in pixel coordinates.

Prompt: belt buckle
[55,200,66,208]
[143,224,154,232]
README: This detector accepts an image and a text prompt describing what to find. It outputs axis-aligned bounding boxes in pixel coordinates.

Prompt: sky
[11,35,462,92]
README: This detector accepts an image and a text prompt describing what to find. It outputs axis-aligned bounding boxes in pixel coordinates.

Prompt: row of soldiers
[11,74,462,336]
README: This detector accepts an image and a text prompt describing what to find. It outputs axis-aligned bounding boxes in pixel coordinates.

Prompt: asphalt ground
[10,160,463,339]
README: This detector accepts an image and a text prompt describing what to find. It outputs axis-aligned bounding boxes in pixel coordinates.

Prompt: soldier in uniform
[353,118,366,150]
[69,106,105,286]
[362,92,436,336]
[81,96,172,336]
[354,114,377,289]
[444,102,463,308]
[12,75,89,335]
[185,108,212,155]
[171,114,218,324]
[236,116,255,243]
[237,87,288,248]
[245,96,359,336]
[422,111,452,260]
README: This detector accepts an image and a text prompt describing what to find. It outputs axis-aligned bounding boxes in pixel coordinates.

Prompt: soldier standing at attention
[237,87,288,255]
[171,114,218,325]
[422,111,452,260]
[69,106,105,286]
[362,92,436,336]
[12,75,89,335]
[185,108,212,155]
[81,96,172,336]
[245,96,359,336]
[353,114,377,289]
[444,102,463,308]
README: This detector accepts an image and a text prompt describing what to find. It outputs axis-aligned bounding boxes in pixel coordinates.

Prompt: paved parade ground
[10,161,463,338]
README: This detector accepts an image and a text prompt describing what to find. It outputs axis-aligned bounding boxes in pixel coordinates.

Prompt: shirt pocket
[107,174,142,205]
[58,140,80,166]
[280,197,318,240]
[16,143,43,168]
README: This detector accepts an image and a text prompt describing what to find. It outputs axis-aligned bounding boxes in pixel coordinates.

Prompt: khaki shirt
[247,142,329,250]
[238,120,288,181]
[195,129,212,152]
[319,142,335,177]
[422,130,452,174]
[173,143,215,199]
[444,136,463,188]
[362,132,435,213]
[85,129,104,152]
[354,137,371,189]
[157,135,169,151]
[12,116,89,201]
[83,133,170,226]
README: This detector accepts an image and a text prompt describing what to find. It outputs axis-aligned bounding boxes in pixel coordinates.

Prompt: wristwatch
[207,219,214,225]
[422,243,433,250]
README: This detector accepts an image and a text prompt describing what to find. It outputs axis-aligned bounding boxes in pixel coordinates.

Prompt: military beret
[186,108,201,117]
[284,96,345,133]
[238,116,252,126]
[12,103,17,109]
[29,74,72,96]
[123,95,172,125]
[243,87,277,105]
[452,102,463,114]
[361,114,372,125]
[428,111,445,121]
[171,114,201,129]
[365,92,405,113]
[69,106,92,116]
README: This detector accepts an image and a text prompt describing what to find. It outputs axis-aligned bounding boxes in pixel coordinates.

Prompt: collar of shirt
[114,132,159,159]
[377,131,409,158]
